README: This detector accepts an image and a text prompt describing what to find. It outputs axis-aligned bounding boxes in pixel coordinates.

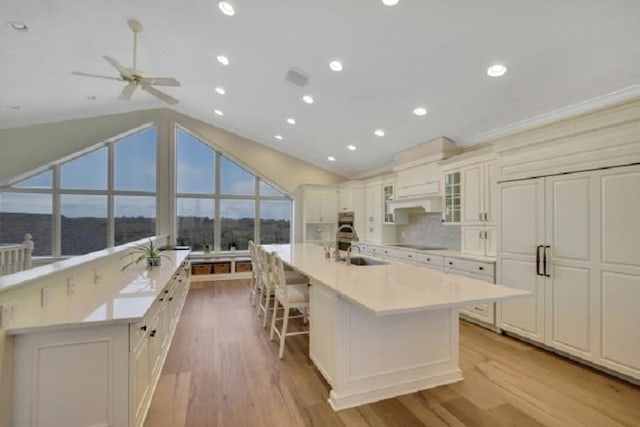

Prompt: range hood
[388,137,460,214]
[388,195,443,214]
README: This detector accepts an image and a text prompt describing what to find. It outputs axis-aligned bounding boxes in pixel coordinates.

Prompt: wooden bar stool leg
[278,304,290,359]
[269,298,279,341]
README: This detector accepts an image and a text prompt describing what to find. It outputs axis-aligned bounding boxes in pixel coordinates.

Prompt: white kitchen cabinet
[498,164,640,380]
[364,182,382,243]
[462,225,496,257]
[339,187,354,212]
[443,172,461,224]
[304,189,338,223]
[12,261,191,427]
[461,160,498,226]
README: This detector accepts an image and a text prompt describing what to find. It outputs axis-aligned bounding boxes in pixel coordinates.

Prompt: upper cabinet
[392,137,461,201]
[461,160,498,226]
[443,171,461,224]
[304,189,338,223]
[440,149,499,257]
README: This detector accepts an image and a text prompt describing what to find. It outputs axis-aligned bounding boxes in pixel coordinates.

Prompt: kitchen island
[263,243,529,410]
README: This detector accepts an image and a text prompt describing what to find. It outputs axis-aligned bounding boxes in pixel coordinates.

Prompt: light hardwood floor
[145,280,640,427]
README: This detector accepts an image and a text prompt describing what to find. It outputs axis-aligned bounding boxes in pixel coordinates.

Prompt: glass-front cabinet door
[443,172,461,223]
[383,184,394,224]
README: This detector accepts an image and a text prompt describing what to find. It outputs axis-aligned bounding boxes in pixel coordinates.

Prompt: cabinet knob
[150,329,157,337]
[140,325,147,331]
[449,261,453,265]
[159,297,164,302]
[164,289,169,294]
[479,266,484,271]
[408,254,413,258]
[169,297,173,301]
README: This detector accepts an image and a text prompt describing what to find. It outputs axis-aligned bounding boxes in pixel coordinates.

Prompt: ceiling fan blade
[119,82,137,100]
[141,85,179,105]
[71,71,122,81]
[103,56,131,79]
[138,77,181,87]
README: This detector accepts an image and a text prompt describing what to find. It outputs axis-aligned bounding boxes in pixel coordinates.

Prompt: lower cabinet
[13,266,190,427]
[444,257,497,325]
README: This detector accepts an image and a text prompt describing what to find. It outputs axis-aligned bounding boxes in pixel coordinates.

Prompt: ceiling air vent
[285,67,310,87]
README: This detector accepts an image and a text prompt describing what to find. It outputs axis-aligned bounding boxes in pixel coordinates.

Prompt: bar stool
[269,252,310,359]
[248,241,260,305]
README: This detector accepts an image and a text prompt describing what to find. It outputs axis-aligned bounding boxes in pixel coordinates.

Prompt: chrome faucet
[335,224,359,262]
[346,244,361,265]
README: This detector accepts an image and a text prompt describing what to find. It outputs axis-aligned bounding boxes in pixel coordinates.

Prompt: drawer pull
[478,266,484,271]
[150,329,157,337]
[140,325,147,331]
[408,254,413,258]
[169,297,174,301]
[449,261,453,265]
[159,297,164,302]
[164,289,169,294]
[427,257,431,261]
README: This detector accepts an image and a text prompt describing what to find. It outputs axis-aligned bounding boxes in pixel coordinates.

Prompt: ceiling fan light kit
[71,18,181,105]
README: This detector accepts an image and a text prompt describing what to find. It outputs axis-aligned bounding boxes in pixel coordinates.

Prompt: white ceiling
[1,0,640,178]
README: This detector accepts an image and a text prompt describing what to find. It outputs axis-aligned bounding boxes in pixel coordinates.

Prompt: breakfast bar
[264,243,529,410]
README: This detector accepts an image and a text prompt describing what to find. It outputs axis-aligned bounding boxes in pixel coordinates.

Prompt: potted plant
[203,243,212,254]
[121,239,172,270]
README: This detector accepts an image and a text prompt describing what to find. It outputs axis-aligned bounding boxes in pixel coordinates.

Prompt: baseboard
[328,369,463,411]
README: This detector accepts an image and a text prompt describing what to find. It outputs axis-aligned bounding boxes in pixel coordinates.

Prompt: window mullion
[107,142,115,248]
[52,165,61,257]
[255,180,261,244]
[214,154,221,251]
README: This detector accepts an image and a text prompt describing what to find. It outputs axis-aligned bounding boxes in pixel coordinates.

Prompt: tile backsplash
[395,213,461,250]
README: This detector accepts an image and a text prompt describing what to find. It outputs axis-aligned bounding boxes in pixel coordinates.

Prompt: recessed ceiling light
[381,0,399,5]
[217,55,229,66]
[487,64,507,77]
[275,135,284,140]
[86,95,97,100]
[346,145,357,151]
[287,118,296,125]
[329,60,343,72]
[302,95,314,104]
[413,107,428,116]
[215,87,226,95]
[218,1,235,16]
[328,156,336,162]
[374,129,385,137]
[5,104,20,110]
[214,109,224,116]
[7,21,28,32]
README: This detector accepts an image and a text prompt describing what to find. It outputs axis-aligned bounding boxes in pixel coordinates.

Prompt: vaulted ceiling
[2,0,639,178]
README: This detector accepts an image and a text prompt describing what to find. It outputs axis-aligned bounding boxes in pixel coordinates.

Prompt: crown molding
[458,84,640,147]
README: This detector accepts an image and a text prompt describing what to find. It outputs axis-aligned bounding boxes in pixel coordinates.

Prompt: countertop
[6,250,189,336]
[263,244,528,316]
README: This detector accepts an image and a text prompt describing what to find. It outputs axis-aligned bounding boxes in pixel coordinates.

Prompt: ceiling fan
[72,19,181,105]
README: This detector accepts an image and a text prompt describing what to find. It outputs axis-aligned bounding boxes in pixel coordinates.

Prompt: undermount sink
[339,256,388,266]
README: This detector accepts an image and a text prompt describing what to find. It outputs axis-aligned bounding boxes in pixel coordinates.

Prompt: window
[0,193,52,256]
[175,126,291,251]
[0,125,158,257]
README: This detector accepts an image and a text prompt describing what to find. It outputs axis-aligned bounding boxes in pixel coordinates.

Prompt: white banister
[0,234,34,276]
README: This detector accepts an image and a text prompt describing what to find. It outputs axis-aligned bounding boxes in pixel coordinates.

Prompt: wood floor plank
[145,279,640,427]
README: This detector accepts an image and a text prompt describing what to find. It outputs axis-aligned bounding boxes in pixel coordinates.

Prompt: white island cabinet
[264,243,528,410]
[9,250,190,427]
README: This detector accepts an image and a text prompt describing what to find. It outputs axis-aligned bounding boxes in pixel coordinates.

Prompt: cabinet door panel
[461,226,485,255]
[549,177,591,262]
[485,227,497,257]
[461,165,483,225]
[549,265,591,354]
[310,282,337,385]
[500,180,544,257]
[498,258,545,342]
[485,160,499,224]
[600,271,640,373]
[601,169,640,266]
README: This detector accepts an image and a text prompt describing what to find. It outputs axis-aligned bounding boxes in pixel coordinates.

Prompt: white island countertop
[263,243,528,316]
[6,250,190,336]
